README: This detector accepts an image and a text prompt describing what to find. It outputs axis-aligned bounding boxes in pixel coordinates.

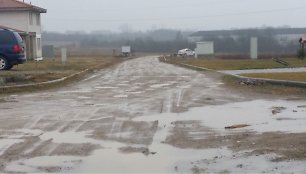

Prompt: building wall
[187,36,202,43]
[0,11,29,31]
[195,42,214,58]
[28,12,42,34]
[0,11,43,58]
[275,34,303,44]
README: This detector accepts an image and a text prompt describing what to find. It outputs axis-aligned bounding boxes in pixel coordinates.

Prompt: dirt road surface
[0,57,306,173]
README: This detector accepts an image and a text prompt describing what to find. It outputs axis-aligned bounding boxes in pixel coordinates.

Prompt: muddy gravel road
[0,56,306,173]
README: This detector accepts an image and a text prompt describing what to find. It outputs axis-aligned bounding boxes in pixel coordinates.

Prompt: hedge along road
[0,56,306,173]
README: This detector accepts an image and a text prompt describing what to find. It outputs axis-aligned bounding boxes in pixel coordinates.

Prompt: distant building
[189,28,306,44]
[0,0,47,60]
[195,41,214,58]
[299,36,306,43]
[121,46,131,57]
[299,36,306,49]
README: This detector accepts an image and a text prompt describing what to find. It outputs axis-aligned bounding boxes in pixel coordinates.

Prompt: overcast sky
[29,0,306,33]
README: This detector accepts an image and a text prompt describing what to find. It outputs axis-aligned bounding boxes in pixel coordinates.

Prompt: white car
[177,48,195,56]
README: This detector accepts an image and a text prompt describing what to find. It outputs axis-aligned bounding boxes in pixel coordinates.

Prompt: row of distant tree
[42,28,300,54]
[42,29,194,53]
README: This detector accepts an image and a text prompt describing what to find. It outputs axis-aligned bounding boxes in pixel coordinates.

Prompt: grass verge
[241,72,306,83]
[161,57,306,95]
[163,57,306,70]
[160,57,306,97]
[0,57,120,94]
[223,75,306,96]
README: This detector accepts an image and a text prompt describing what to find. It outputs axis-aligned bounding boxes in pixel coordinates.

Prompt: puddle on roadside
[31,129,233,173]
[134,99,306,134]
[191,151,306,173]
[39,131,99,144]
[7,125,306,173]
[6,156,83,173]
[74,144,230,173]
[4,99,306,173]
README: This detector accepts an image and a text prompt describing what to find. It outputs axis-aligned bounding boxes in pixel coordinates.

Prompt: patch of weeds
[164,57,306,70]
[241,72,306,83]
[222,75,306,96]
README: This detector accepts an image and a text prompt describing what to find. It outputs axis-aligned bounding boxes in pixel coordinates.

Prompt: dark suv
[0,28,26,70]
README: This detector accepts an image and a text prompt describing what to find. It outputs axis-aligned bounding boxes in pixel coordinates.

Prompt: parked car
[177,48,195,56]
[0,28,26,70]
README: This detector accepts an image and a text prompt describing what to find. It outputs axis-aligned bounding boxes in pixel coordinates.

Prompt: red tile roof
[300,36,306,43]
[0,0,46,13]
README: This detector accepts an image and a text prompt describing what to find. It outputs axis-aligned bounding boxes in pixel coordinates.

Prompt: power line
[46,0,240,12]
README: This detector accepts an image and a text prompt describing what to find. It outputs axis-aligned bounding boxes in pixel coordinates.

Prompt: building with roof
[299,36,306,43]
[300,36,306,50]
[0,0,47,60]
[189,28,306,44]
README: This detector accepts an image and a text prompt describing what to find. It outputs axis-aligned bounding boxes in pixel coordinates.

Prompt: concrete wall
[195,42,214,58]
[0,11,41,34]
[187,36,202,43]
[0,11,29,30]
[250,37,258,59]
[275,34,302,44]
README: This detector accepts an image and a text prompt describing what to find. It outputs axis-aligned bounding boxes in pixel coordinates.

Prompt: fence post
[61,48,67,65]
[250,37,258,60]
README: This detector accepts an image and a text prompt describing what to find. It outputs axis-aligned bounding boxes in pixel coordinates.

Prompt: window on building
[36,14,40,26]
[37,38,41,50]
[29,12,33,25]
[0,31,15,44]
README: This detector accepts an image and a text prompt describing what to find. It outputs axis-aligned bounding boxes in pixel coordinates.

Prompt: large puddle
[134,99,306,134]
[3,99,306,173]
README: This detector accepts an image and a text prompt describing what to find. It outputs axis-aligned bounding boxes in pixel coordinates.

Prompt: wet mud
[0,57,306,173]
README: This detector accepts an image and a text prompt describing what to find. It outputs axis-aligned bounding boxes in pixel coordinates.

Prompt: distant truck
[122,46,131,57]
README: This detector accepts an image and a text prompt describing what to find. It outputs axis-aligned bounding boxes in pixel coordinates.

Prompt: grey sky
[30,0,306,32]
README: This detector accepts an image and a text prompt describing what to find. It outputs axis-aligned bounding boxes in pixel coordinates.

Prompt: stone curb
[232,74,306,88]
[0,69,89,91]
[178,63,213,71]
[177,63,306,89]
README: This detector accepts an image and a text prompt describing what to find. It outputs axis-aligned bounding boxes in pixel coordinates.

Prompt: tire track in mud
[0,56,249,173]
